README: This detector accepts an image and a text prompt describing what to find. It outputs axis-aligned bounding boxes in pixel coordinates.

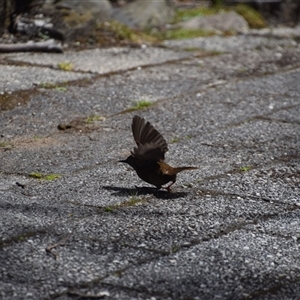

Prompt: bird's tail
[172,166,198,174]
[158,161,198,175]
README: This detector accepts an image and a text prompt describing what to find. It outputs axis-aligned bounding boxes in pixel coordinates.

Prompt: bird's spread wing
[132,143,166,161]
[132,116,168,160]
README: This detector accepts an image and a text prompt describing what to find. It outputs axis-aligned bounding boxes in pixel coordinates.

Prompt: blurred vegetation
[57,61,74,71]
[173,3,266,29]
[147,3,266,41]
[71,1,265,47]
[76,21,156,47]
[233,4,266,29]
[29,172,62,181]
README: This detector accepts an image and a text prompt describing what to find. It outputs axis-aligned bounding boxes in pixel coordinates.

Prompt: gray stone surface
[112,0,175,29]
[163,34,298,52]
[2,47,190,74]
[0,31,300,299]
[180,11,249,33]
[250,25,300,39]
[0,65,92,92]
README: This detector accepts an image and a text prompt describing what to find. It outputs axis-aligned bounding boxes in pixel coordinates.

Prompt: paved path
[0,32,300,299]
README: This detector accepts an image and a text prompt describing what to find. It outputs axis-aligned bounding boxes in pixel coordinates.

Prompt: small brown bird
[119,115,197,191]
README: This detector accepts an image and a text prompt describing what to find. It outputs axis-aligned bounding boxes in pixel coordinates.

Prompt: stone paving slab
[163,34,298,52]
[250,26,300,39]
[0,65,93,93]
[1,56,299,139]
[2,47,191,74]
[0,32,300,300]
[103,230,300,299]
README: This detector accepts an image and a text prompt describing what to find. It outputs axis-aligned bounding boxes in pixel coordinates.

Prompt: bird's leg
[163,181,175,192]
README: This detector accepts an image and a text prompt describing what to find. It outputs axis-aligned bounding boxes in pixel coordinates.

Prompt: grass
[57,62,74,71]
[105,206,114,213]
[174,6,220,23]
[170,137,180,143]
[0,142,7,147]
[233,4,266,29]
[39,82,56,89]
[55,87,68,92]
[104,194,144,213]
[240,166,252,172]
[153,28,215,40]
[29,172,62,181]
[39,82,67,91]
[171,245,181,253]
[144,5,220,41]
[103,21,154,44]
[120,100,153,113]
[126,195,143,206]
[173,4,266,29]
[0,141,14,150]
[132,100,152,110]
[69,4,266,48]
[161,3,266,41]
[86,21,157,46]
[85,115,106,124]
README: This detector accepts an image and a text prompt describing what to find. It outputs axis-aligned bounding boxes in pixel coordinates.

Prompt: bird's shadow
[102,185,188,199]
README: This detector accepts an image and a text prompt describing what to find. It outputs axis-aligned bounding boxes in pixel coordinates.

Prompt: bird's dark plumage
[119,115,197,191]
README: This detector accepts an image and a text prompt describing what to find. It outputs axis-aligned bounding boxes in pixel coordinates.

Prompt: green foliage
[131,100,152,111]
[44,174,62,181]
[170,137,180,143]
[108,21,135,41]
[39,82,56,89]
[157,3,266,42]
[105,206,114,213]
[57,61,74,71]
[104,195,144,212]
[174,3,265,29]
[171,245,181,253]
[29,172,43,179]
[240,166,252,172]
[39,82,67,91]
[158,28,214,40]
[85,115,106,124]
[55,87,68,92]
[29,172,62,181]
[127,196,142,206]
[233,4,266,28]
[0,142,8,147]
[174,7,219,23]
[96,21,157,44]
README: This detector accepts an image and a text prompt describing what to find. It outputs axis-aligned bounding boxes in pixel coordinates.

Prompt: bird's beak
[118,159,126,163]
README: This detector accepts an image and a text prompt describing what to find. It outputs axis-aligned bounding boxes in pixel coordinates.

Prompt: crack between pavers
[244,226,300,242]
[198,152,300,180]
[2,151,299,203]
[2,187,299,299]
[2,181,297,252]
[0,228,47,249]
[1,67,298,145]
[3,49,300,107]
[47,221,252,298]
[198,184,300,207]
[258,116,300,125]
[2,52,203,76]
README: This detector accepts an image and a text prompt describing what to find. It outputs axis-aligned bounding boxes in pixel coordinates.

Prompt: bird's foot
[162,182,175,192]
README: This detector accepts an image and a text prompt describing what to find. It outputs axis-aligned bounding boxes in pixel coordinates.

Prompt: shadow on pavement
[102,185,188,199]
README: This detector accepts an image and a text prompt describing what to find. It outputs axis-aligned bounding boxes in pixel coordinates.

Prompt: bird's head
[118,155,137,169]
